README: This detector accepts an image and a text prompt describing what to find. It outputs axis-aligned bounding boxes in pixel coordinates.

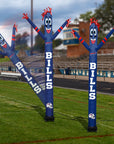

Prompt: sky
[0,0,104,46]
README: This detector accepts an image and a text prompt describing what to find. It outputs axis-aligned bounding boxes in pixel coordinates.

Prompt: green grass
[0,57,10,62]
[0,80,114,144]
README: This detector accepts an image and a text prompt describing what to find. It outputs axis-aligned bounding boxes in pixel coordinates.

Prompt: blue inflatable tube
[71,18,114,131]
[23,7,71,121]
[0,31,45,105]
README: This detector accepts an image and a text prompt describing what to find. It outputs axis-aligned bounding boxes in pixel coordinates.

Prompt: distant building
[54,44,67,56]
[63,22,89,58]
[63,22,114,57]
[98,42,114,55]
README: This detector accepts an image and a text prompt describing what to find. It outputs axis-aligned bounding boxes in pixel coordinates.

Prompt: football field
[0,80,114,144]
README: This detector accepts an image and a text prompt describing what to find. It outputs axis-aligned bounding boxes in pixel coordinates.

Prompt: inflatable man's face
[90,23,98,45]
[0,34,7,48]
[44,12,52,34]
[42,7,52,35]
[89,18,100,46]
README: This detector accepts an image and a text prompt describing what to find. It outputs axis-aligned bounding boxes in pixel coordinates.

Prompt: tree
[34,25,45,53]
[53,38,62,48]
[15,32,29,50]
[94,0,114,33]
[80,0,114,33]
[80,11,94,22]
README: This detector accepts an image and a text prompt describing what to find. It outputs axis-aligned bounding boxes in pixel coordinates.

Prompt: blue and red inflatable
[23,7,70,121]
[71,18,114,131]
[0,24,45,105]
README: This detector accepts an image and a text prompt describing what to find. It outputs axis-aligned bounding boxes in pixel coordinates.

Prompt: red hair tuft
[90,17,100,31]
[41,7,52,21]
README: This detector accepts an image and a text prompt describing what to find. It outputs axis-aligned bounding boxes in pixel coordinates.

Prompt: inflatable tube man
[0,24,45,105]
[23,7,70,121]
[71,18,114,131]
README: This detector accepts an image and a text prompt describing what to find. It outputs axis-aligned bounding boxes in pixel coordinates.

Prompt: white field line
[97,122,114,129]
[0,94,79,117]
[58,111,114,130]
[0,95,35,106]
[0,95,37,114]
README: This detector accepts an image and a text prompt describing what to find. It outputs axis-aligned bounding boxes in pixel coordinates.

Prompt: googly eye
[0,35,3,41]
[1,40,6,46]
[49,18,52,26]
[45,18,48,25]
[90,29,94,36]
[94,29,97,36]
[0,35,4,45]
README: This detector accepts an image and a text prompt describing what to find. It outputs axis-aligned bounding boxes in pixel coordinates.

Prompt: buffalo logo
[46,103,53,109]
[89,113,95,119]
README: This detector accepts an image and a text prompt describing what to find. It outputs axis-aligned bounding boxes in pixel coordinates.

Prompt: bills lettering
[15,61,41,94]
[46,52,53,89]
[89,62,96,100]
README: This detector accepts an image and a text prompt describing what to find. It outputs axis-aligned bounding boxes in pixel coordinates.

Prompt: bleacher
[0,54,114,79]
[53,55,114,70]
[0,54,114,71]
[0,54,114,70]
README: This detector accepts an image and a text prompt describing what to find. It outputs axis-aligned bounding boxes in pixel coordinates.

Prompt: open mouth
[46,28,51,33]
[2,43,7,48]
[1,41,7,48]
[91,38,96,44]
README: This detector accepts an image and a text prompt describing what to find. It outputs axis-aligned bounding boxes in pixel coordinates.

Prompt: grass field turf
[0,57,10,62]
[0,80,113,144]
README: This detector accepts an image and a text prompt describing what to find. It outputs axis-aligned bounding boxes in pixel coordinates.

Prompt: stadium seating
[0,54,114,78]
